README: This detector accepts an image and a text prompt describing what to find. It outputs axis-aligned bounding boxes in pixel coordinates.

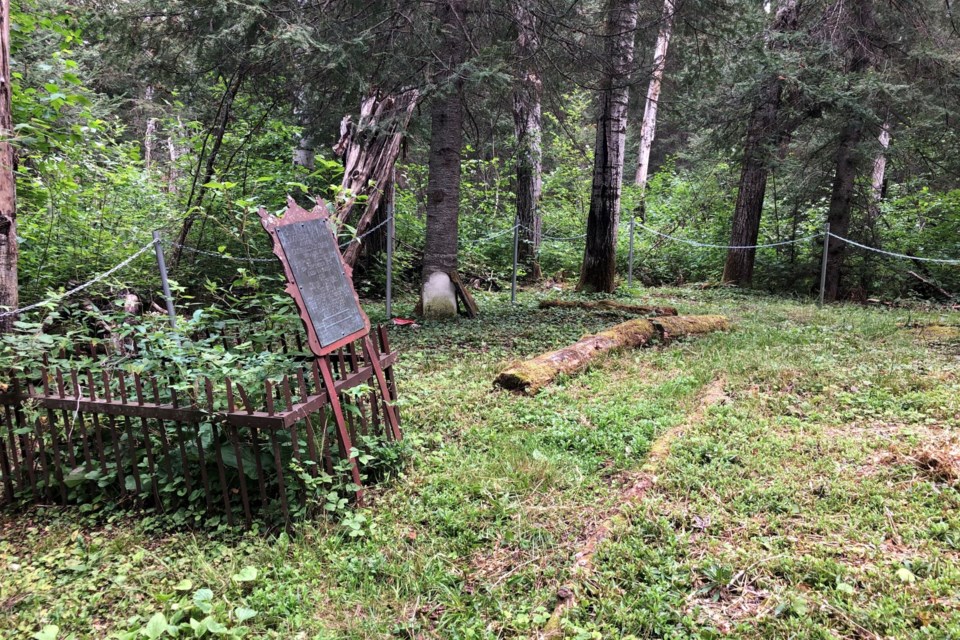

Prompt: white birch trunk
[634,0,676,190]
[870,119,891,203]
[0,0,17,328]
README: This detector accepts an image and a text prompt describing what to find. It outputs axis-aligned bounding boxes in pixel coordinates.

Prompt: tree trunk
[0,0,16,330]
[634,0,675,191]
[821,0,877,302]
[171,68,245,269]
[292,89,316,170]
[495,315,729,394]
[868,117,891,229]
[512,1,543,281]
[334,89,419,267]
[578,0,640,293]
[823,119,864,301]
[722,0,801,286]
[421,0,466,318]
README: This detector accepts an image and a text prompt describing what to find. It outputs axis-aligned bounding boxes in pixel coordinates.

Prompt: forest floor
[2,286,960,639]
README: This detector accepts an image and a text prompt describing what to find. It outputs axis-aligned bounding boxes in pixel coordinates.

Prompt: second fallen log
[495,315,729,394]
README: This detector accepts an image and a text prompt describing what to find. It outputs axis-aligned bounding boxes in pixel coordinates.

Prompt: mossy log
[495,319,658,394]
[651,315,729,341]
[495,315,729,394]
[538,299,678,316]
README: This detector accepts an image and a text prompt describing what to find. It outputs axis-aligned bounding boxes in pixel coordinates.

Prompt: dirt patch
[914,325,960,343]
[912,442,960,482]
[855,423,960,484]
[687,586,773,634]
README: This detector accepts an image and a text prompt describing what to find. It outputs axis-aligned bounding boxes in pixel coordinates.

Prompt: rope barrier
[636,223,823,249]
[167,241,276,263]
[827,233,960,265]
[168,214,397,263]
[340,215,394,249]
[0,239,160,319]
[462,223,520,247]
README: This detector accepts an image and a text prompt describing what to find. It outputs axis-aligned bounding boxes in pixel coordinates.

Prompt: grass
[1,286,959,639]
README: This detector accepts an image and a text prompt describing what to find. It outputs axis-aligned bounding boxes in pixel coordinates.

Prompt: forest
[0,0,958,319]
[1,0,960,638]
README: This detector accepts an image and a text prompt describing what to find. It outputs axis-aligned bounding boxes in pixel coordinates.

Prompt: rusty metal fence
[0,326,400,528]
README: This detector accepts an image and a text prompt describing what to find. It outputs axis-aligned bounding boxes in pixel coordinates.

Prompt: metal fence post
[627,210,636,288]
[511,215,519,305]
[386,172,395,319]
[152,231,177,328]
[818,222,830,307]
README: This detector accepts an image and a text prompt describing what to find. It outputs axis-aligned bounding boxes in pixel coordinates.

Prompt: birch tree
[633,0,676,199]
[0,0,16,330]
[578,0,640,293]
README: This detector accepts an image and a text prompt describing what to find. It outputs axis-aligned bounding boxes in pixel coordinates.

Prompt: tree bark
[822,0,877,302]
[292,89,316,170]
[823,119,864,301]
[722,0,801,286]
[512,1,543,281]
[421,0,467,318]
[868,116,891,229]
[0,0,17,330]
[578,0,640,293]
[634,0,675,191]
[334,89,418,267]
[495,315,729,394]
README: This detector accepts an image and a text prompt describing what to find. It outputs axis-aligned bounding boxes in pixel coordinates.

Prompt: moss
[496,315,729,394]
[422,297,457,319]
[916,325,960,342]
[652,315,729,340]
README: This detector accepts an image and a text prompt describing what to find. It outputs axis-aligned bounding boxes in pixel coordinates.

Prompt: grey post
[152,230,177,328]
[818,222,830,307]
[385,172,395,318]
[511,214,519,305]
[627,210,636,288]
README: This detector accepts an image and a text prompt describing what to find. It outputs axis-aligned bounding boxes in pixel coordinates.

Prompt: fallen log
[651,314,729,340]
[495,315,729,394]
[539,299,678,316]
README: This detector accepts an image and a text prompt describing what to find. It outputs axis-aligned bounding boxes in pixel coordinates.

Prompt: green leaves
[141,613,168,639]
[232,608,257,623]
[230,567,258,584]
[33,626,60,640]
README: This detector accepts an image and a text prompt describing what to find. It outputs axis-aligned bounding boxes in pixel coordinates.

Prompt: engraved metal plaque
[259,198,370,356]
[276,219,365,348]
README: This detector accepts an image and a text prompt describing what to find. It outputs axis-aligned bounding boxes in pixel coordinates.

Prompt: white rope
[828,232,960,265]
[339,215,394,249]
[167,241,276,262]
[0,239,160,319]
[170,215,395,261]
[518,223,588,242]
[637,223,823,249]
[463,223,520,247]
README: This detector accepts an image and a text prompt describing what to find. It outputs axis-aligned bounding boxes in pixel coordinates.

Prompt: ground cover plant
[1,286,957,639]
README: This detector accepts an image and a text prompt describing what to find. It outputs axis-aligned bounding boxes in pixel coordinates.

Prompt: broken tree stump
[495,315,729,394]
[539,299,678,316]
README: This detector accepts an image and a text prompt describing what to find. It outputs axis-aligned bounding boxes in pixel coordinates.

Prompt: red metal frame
[258,197,370,357]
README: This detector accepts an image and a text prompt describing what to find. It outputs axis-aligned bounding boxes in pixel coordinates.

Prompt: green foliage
[2,289,960,637]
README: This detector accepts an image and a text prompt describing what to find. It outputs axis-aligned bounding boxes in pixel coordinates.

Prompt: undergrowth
[1,286,958,638]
